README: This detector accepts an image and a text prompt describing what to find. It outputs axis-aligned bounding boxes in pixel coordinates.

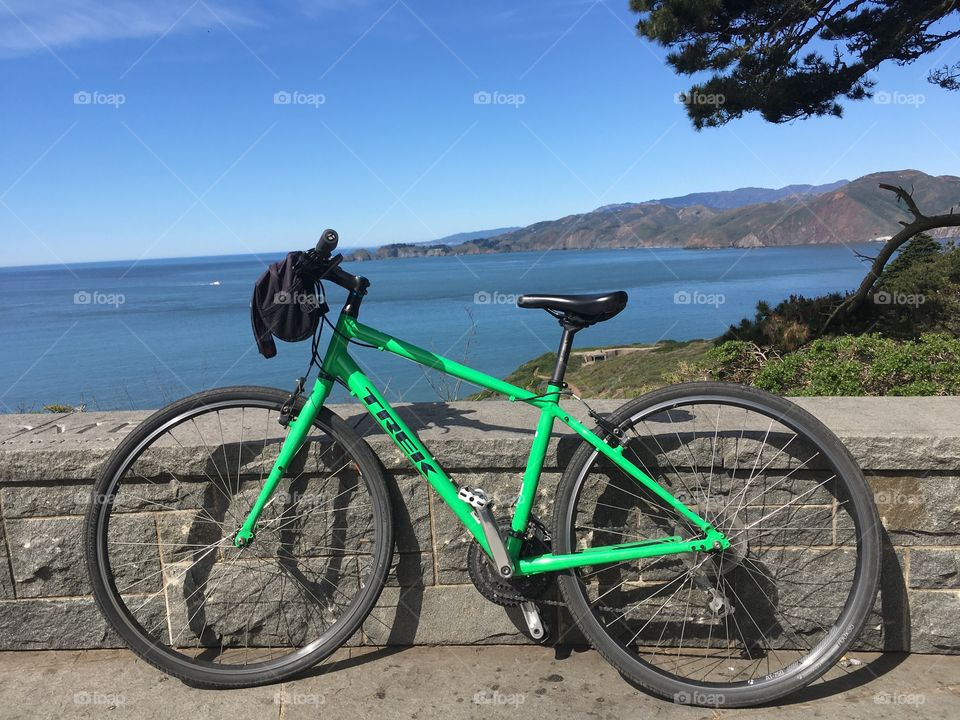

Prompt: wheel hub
[673,495,748,574]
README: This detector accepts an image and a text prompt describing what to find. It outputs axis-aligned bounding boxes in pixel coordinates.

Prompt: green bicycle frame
[235,312,729,575]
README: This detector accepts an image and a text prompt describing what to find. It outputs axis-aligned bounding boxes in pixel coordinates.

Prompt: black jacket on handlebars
[250,251,327,359]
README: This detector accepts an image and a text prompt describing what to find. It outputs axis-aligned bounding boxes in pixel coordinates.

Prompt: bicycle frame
[235,312,729,575]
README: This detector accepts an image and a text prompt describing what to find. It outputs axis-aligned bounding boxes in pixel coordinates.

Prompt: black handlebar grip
[316,228,339,256]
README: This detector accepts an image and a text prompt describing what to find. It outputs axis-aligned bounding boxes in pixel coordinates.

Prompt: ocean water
[0,245,876,411]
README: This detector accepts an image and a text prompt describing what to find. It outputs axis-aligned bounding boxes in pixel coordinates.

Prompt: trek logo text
[361,391,439,480]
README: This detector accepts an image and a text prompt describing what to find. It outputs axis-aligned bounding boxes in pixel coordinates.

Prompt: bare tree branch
[878,182,926,221]
[821,184,960,333]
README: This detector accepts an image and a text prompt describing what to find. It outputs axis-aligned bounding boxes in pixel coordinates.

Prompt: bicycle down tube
[235,312,730,571]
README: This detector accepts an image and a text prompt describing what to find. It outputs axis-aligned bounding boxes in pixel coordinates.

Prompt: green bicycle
[85,230,881,707]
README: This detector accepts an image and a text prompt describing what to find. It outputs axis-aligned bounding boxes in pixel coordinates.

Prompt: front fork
[233,373,335,547]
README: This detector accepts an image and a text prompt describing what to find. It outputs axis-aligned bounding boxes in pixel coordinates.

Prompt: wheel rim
[92,398,383,673]
[563,393,876,693]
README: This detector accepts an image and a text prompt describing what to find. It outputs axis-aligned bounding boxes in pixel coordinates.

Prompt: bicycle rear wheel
[85,386,393,688]
[554,382,880,707]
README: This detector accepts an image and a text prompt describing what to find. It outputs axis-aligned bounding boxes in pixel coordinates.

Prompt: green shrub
[678,333,960,396]
[721,236,960,351]
[42,404,76,413]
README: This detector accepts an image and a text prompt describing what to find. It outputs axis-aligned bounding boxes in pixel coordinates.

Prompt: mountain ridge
[654,179,850,210]
[416,226,522,246]
[346,170,960,261]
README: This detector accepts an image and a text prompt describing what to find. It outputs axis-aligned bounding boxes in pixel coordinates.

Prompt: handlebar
[324,262,369,293]
[315,228,339,257]
[300,228,370,296]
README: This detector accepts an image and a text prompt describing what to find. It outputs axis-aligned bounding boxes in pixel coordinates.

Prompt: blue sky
[1,0,959,267]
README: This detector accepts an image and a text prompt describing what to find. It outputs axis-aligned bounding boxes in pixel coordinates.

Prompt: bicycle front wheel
[85,386,393,688]
[554,382,880,707]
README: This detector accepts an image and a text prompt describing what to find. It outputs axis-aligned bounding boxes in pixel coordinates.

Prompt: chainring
[467,516,554,607]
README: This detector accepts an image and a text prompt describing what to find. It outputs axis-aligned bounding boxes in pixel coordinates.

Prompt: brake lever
[295,251,343,281]
[320,253,344,277]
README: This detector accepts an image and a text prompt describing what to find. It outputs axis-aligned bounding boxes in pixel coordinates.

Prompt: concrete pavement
[0,647,957,719]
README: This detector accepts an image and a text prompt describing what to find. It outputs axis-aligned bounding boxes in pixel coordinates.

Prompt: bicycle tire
[553,382,881,707]
[85,386,393,688]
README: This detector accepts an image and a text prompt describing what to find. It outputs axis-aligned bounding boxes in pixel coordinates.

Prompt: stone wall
[0,397,957,652]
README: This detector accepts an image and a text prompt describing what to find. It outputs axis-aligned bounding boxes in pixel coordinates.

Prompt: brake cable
[522,384,623,447]
[279,279,334,427]
[570,392,625,446]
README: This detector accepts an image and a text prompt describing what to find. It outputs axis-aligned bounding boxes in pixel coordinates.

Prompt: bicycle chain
[530,588,727,618]
[468,517,554,607]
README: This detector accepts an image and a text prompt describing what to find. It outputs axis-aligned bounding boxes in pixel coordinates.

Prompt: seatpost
[549,320,581,386]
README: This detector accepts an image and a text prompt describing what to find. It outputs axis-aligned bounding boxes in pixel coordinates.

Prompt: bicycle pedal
[520,601,548,642]
[458,487,514,579]
[457,486,489,510]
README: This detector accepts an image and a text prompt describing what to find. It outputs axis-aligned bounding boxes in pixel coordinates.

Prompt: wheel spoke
[91,396,388,676]
[562,394,877,699]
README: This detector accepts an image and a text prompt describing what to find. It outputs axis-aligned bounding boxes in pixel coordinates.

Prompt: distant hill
[668,170,960,248]
[342,226,521,256]
[595,180,848,213]
[653,180,850,210]
[418,227,521,246]
[345,170,960,261]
